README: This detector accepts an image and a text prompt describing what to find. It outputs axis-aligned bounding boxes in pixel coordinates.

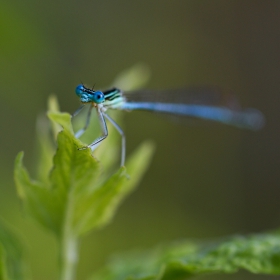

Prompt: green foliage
[93,232,280,280]
[0,220,27,280]
[12,92,280,280]
[14,93,154,279]
[11,65,276,279]
[14,105,154,238]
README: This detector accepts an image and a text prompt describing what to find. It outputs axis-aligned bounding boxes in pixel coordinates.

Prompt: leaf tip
[47,94,60,112]
[15,151,24,166]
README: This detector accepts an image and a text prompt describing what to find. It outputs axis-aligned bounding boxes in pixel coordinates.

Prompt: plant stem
[59,189,79,280]
[59,232,79,280]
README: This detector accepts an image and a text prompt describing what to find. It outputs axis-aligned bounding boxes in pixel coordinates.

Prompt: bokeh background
[0,0,279,279]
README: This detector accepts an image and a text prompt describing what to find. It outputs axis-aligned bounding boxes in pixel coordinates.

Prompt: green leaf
[49,125,101,236]
[48,111,73,136]
[35,95,66,184]
[15,105,155,238]
[93,231,280,280]
[14,152,64,235]
[74,141,155,236]
[14,67,155,279]
[0,220,27,280]
[35,114,56,184]
[112,63,151,91]
[47,95,67,138]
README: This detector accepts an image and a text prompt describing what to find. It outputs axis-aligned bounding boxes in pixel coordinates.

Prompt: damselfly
[72,84,264,166]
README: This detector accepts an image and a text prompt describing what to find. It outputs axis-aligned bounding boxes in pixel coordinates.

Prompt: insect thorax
[103,88,126,109]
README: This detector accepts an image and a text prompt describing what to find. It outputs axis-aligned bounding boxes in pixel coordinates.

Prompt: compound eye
[75,84,85,96]
[94,91,105,103]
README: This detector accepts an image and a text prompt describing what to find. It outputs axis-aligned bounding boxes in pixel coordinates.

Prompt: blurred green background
[0,0,279,279]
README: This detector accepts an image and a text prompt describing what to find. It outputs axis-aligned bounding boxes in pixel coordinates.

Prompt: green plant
[2,66,279,279]
[93,231,280,280]
[13,95,154,280]
[10,107,280,280]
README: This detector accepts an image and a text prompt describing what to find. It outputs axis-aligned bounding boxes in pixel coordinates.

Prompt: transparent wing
[124,87,240,109]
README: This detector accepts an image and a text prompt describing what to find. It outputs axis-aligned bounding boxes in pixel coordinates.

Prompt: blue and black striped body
[73,84,265,166]
[103,88,125,109]
[75,84,265,130]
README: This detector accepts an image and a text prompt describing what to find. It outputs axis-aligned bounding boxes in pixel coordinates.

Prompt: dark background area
[0,1,279,279]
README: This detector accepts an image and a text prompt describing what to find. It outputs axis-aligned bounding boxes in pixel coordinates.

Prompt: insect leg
[103,112,125,167]
[72,104,85,118]
[86,106,108,149]
[75,105,93,138]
